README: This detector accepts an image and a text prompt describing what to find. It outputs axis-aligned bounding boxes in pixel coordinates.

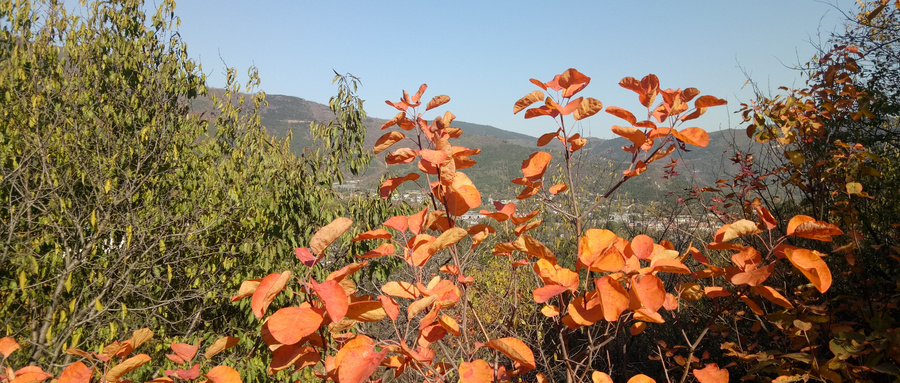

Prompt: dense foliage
[2,1,899,383]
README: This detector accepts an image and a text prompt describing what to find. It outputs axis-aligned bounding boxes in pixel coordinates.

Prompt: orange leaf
[438,314,461,336]
[0,337,20,358]
[783,248,833,293]
[373,131,405,154]
[379,173,420,199]
[106,354,151,383]
[715,219,761,242]
[270,344,318,374]
[326,261,368,282]
[311,217,353,255]
[515,235,558,263]
[578,229,625,272]
[458,359,492,383]
[612,125,647,148]
[630,322,647,336]
[729,264,774,286]
[630,234,654,260]
[626,374,656,383]
[533,285,569,304]
[548,184,568,196]
[204,336,239,359]
[752,286,793,309]
[351,229,392,241]
[407,296,437,320]
[358,243,394,259]
[439,172,481,217]
[251,271,291,319]
[567,134,587,152]
[334,335,388,383]
[596,276,629,322]
[487,338,536,371]
[206,366,241,383]
[382,281,420,300]
[267,306,324,345]
[380,112,406,130]
[311,280,349,322]
[693,363,728,383]
[673,127,709,147]
[521,152,552,181]
[694,95,727,108]
[754,205,778,231]
[58,362,92,383]
[574,97,603,120]
[537,132,561,147]
[426,95,450,111]
[541,305,560,317]
[345,300,386,322]
[592,371,614,383]
[606,106,637,125]
[429,227,468,254]
[650,258,691,274]
[514,90,545,114]
[378,295,399,322]
[632,275,666,312]
[383,215,408,232]
[516,182,542,200]
[786,215,843,242]
[385,147,417,164]
[704,286,731,298]
[171,341,199,363]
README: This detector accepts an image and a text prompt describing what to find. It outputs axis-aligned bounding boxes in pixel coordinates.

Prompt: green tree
[0,0,389,371]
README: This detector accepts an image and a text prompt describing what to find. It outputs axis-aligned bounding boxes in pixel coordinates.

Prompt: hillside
[194,90,766,202]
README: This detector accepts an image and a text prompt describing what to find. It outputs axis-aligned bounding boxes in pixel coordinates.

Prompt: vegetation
[2,1,900,383]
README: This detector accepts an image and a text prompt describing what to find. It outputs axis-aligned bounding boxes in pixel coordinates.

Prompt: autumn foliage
[6,2,900,382]
[220,63,883,383]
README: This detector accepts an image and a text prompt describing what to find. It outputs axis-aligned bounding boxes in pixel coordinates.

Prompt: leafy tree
[0,0,388,369]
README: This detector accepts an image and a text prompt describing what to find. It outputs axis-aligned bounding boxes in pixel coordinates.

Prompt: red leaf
[294,247,318,267]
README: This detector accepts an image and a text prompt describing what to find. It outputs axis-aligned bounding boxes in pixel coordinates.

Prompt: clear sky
[172,1,854,139]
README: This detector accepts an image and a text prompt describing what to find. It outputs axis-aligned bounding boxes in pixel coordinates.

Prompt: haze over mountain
[195,90,766,202]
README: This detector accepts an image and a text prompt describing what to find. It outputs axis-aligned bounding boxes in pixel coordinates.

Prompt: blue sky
[172,1,854,139]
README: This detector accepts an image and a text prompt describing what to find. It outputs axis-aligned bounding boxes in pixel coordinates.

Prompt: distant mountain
[193,90,767,202]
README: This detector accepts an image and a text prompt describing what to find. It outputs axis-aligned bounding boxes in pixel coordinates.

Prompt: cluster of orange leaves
[0,332,240,383]
[228,69,849,383]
